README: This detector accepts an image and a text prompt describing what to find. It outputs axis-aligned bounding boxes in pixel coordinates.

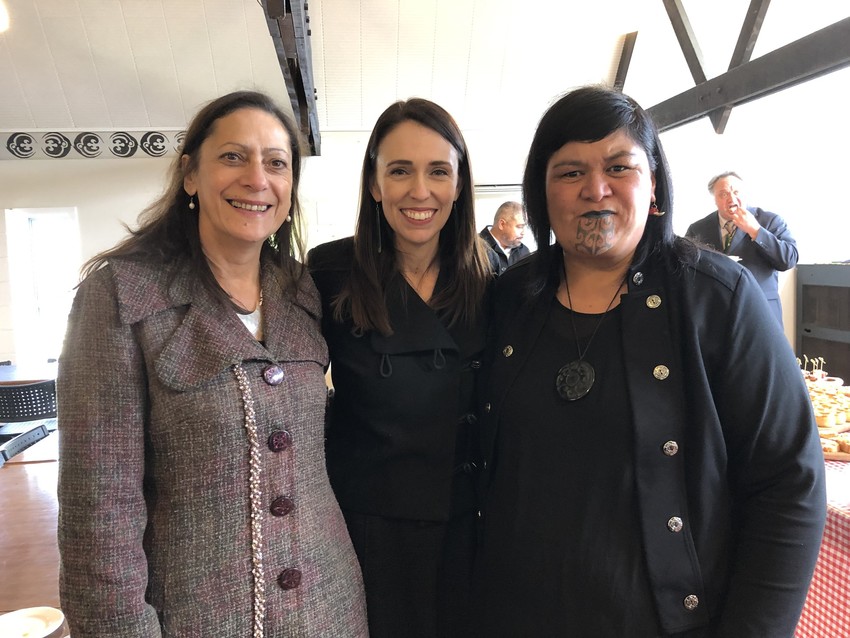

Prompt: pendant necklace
[555,263,625,401]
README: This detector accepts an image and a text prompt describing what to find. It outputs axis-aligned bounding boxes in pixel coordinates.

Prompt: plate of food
[0,607,66,638]
[822,432,850,462]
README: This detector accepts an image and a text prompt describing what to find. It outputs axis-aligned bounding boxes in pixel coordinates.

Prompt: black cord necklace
[555,263,626,401]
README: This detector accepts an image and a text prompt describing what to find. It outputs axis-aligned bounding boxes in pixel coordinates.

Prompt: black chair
[0,379,57,423]
[0,380,58,451]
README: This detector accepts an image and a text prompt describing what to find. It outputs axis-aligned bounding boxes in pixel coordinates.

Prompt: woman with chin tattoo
[307,98,491,638]
[471,85,825,637]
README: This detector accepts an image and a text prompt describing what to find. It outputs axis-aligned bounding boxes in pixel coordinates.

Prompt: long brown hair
[332,98,490,335]
[82,90,307,302]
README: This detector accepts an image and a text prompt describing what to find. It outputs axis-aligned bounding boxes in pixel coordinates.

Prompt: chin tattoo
[575,216,614,255]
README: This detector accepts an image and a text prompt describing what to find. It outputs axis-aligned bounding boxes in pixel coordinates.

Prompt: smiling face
[183,107,293,258]
[369,120,461,256]
[545,129,655,268]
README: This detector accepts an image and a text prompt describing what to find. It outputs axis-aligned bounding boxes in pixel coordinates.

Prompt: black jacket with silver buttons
[477,247,825,636]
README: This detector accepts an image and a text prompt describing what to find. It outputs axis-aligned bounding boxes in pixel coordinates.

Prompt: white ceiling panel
[0,0,291,140]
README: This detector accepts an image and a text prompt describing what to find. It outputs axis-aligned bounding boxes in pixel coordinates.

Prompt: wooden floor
[0,433,60,614]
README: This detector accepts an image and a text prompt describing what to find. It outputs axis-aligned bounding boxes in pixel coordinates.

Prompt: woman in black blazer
[308,98,491,638]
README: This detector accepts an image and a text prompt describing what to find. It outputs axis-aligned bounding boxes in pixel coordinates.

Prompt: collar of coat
[108,256,327,391]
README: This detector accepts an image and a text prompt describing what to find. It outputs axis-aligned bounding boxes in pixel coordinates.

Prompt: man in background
[686,171,798,327]
[479,201,531,275]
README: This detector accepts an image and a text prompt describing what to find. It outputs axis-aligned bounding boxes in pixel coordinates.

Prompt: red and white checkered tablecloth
[796,460,850,638]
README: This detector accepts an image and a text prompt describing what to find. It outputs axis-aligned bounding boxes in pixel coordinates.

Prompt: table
[796,460,850,637]
[0,434,60,614]
[0,361,58,384]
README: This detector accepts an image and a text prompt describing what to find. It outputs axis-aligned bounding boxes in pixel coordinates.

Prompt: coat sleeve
[57,268,162,638]
[712,268,825,636]
[750,208,798,272]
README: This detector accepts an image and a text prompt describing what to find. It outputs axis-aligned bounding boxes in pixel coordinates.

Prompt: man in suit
[686,171,798,327]
[479,201,531,275]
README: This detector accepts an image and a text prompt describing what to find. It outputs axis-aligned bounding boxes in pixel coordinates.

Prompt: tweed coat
[685,207,798,326]
[57,256,368,638]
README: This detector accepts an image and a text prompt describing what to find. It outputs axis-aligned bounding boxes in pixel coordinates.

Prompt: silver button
[632,272,644,285]
[683,594,699,610]
[503,345,514,357]
[646,295,661,309]
[667,516,683,533]
[484,402,491,413]
[662,440,679,456]
[653,365,670,380]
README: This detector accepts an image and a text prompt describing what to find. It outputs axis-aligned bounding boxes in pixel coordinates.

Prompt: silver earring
[188,195,195,210]
[285,215,292,222]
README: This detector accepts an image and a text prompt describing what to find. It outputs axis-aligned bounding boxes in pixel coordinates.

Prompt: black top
[308,237,487,521]
[475,297,659,636]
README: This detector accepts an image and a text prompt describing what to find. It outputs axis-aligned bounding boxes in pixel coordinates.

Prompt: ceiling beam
[649,16,850,132]
[661,0,729,132]
[263,0,321,155]
[710,0,772,133]
[613,32,638,92]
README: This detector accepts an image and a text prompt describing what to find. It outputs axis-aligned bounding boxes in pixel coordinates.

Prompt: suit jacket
[478,227,531,275]
[57,256,367,637]
[685,207,798,325]
[475,249,825,636]
[308,237,486,521]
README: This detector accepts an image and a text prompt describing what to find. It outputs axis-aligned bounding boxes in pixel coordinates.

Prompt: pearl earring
[188,195,196,210]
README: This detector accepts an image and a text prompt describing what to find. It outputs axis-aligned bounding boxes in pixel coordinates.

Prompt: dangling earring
[649,201,666,217]
[188,195,196,210]
[375,202,383,254]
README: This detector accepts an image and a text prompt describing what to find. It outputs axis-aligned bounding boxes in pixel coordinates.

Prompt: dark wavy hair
[332,98,490,335]
[82,90,307,302]
[522,85,695,295]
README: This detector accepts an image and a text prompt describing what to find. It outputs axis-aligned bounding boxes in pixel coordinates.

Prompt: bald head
[491,201,526,249]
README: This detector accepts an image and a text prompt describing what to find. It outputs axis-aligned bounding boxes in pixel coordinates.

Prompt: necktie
[723,220,736,253]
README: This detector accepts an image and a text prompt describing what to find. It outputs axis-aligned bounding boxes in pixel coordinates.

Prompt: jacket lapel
[112,258,325,392]
[370,276,458,354]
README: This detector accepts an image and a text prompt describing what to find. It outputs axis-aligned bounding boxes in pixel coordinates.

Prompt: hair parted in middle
[81,90,308,303]
[332,97,490,335]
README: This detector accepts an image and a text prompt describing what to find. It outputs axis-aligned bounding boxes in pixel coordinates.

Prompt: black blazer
[308,238,487,521]
[478,227,531,275]
[685,207,798,325]
[476,250,824,635]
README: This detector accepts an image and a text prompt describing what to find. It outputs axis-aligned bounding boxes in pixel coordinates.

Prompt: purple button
[268,430,293,452]
[277,568,302,590]
[270,496,295,517]
[263,365,284,386]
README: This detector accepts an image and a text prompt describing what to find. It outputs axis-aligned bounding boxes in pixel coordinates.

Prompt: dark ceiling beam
[613,31,638,92]
[711,0,772,133]
[649,16,850,132]
[661,0,708,84]
[661,0,727,132]
[263,0,321,155]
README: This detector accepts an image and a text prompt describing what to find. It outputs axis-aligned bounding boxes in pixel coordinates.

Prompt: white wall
[0,158,170,361]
